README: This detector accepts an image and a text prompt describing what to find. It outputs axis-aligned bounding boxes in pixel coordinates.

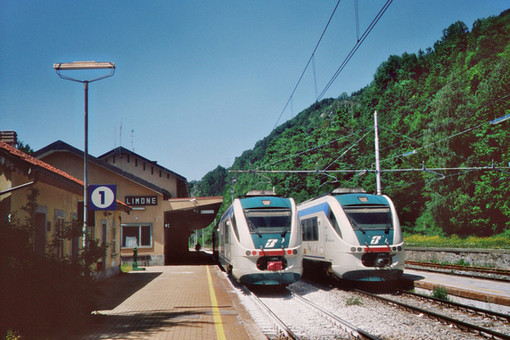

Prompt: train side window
[302,217,319,241]
[312,218,318,240]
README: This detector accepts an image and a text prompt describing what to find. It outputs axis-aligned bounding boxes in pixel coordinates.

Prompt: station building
[34,140,223,266]
[0,139,130,279]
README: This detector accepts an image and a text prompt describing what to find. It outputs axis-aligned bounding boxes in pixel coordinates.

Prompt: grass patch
[431,286,449,301]
[121,264,132,273]
[403,234,510,249]
[346,297,363,306]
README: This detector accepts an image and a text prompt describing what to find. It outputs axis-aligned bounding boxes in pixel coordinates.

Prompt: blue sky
[1,1,508,181]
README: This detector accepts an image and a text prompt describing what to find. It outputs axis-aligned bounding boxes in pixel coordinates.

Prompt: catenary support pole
[374,111,382,195]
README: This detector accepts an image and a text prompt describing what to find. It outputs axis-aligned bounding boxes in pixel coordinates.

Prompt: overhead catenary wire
[233,107,510,183]
[316,0,394,101]
[273,0,343,130]
[255,127,373,171]
[379,93,510,153]
[377,106,510,176]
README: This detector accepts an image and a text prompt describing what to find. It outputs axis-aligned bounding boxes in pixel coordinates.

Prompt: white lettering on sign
[125,196,158,206]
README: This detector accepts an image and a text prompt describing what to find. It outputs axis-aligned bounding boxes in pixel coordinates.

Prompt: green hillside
[192,10,510,239]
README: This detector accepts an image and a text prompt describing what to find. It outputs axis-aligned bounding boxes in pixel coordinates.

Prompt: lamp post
[53,61,115,249]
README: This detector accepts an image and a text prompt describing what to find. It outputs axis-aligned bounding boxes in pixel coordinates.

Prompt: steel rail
[402,290,510,322]
[240,285,299,340]
[355,289,510,340]
[405,260,510,276]
[289,290,380,340]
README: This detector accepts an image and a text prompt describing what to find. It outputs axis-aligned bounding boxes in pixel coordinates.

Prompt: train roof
[240,195,292,209]
[331,187,366,195]
[298,188,390,207]
[334,193,390,206]
[243,190,278,197]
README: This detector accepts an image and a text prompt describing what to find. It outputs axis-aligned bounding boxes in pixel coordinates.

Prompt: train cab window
[224,221,230,244]
[344,206,392,231]
[244,208,291,234]
[301,217,318,241]
[231,215,240,241]
[327,209,342,238]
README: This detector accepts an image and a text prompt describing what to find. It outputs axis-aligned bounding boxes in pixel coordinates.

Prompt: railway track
[402,290,510,322]
[240,284,378,339]
[354,289,510,339]
[405,260,510,280]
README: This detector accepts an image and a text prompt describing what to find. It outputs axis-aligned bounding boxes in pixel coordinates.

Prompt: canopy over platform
[163,196,223,260]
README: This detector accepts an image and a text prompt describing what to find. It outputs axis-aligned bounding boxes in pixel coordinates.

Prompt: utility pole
[374,111,382,195]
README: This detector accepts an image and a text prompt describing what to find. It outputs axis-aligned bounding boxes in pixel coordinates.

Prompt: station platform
[79,263,266,339]
[403,268,510,307]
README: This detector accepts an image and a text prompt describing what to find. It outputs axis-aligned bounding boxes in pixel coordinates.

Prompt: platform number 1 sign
[89,185,116,211]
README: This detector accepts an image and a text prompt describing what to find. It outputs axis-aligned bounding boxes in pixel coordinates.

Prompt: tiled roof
[0,141,131,211]
[98,146,187,181]
[0,141,83,186]
[34,140,173,199]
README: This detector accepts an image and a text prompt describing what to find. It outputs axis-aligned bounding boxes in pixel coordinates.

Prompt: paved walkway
[404,269,510,307]
[79,265,265,339]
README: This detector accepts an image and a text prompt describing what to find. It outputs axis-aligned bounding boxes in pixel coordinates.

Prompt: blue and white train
[297,188,404,281]
[217,190,302,286]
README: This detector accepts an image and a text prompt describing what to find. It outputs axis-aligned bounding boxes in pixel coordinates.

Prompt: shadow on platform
[95,271,162,311]
[165,250,217,266]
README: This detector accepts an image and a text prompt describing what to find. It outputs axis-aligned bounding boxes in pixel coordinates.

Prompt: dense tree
[195,10,510,237]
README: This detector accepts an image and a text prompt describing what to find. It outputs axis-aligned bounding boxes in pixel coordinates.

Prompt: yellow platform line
[206,266,226,340]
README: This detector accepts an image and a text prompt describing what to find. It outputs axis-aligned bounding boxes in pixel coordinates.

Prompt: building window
[159,170,162,177]
[111,225,117,256]
[121,224,152,248]
[127,154,130,163]
[151,166,154,175]
[113,155,115,164]
[135,158,138,167]
[54,210,65,258]
[167,173,170,179]
[143,162,146,171]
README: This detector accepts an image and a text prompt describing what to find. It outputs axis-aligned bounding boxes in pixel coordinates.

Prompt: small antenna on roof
[131,129,135,152]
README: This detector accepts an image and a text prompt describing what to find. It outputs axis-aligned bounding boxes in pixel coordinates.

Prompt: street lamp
[53,61,115,249]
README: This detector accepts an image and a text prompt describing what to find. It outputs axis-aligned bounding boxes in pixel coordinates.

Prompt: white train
[297,188,404,281]
[217,190,303,286]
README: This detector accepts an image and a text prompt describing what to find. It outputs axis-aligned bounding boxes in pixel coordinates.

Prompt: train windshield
[343,206,392,231]
[244,208,292,234]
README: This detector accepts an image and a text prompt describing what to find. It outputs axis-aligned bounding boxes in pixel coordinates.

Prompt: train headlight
[357,247,362,252]
[351,247,356,252]
[293,249,297,255]
[397,246,402,251]
[245,250,251,256]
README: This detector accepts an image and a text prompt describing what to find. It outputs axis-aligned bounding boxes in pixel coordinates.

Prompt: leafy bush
[432,286,449,301]
[0,190,106,338]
